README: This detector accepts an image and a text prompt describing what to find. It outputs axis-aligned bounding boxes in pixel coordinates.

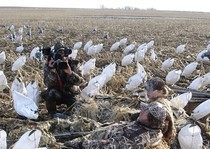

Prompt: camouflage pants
[65,122,163,149]
[41,88,76,114]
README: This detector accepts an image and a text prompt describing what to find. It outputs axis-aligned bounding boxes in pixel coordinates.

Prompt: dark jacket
[43,62,84,93]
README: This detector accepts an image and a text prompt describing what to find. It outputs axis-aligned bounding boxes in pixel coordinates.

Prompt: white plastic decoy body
[178,124,203,149]
[190,99,210,120]
[166,69,182,85]
[12,129,42,149]
[12,55,26,71]
[121,54,134,66]
[181,62,198,77]
[0,51,6,64]
[161,58,174,71]
[12,90,38,119]
[170,92,192,108]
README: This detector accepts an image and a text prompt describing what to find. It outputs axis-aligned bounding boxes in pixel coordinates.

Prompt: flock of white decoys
[0,25,210,149]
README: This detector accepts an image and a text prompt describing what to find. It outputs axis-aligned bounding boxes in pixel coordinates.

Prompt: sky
[0,0,210,13]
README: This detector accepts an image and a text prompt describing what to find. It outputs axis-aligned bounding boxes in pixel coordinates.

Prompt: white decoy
[0,51,6,64]
[0,129,7,149]
[29,47,40,60]
[146,40,154,49]
[161,58,175,71]
[178,124,203,149]
[202,72,210,86]
[187,76,205,90]
[16,34,23,43]
[170,92,192,108]
[166,69,182,85]
[0,71,8,91]
[81,74,107,98]
[95,44,103,53]
[136,62,147,81]
[87,44,103,55]
[87,45,96,55]
[11,76,27,95]
[26,80,40,106]
[150,49,158,61]
[103,32,109,40]
[121,54,134,66]
[18,27,24,35]
[190,99,210,120]
[123,42,136,54]
[196,49,210,62]
[68,49,78,60]
[101,62,116,84]
[110,41,120,51]
[12,55,26,71]
[134,48,146,62]
[12,90,38,119]
[181,62,198,77]
[84,40,93,52]
[119,38,127,46]
[7,24,15,31]
[16,44,24,53]
[136,43,147,52]
[73,41,82,50]
[81,58,96,76]
[176,44,186,54]
[12,129,42,149]
[125,73,144,91]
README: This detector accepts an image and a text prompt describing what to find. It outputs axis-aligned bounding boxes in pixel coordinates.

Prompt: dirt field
[0,8,210,148]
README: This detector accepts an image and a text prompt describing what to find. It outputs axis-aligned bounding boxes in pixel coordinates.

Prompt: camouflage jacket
[43,62,84,93]
[68,121,163,149]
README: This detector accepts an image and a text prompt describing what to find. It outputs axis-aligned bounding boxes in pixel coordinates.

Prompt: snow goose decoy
[73,42,82,50]
[176,44,186,54]
[12,129,42,149]
[146,40,154,50]
[0,129,7,149]
[81,74,107,98]
[187,76,205,90]
[11,55,26,71]
[12,90,38,119]
[0,71,8,92]
[87,44,103,55]
[181,62,198,77]
[11,76,27,95]
[101,62,116,84]
[178,124,203,149]
[161,58,174,71]
[80,58,96,76]
[15,44,24,53]
[68,49,78,60]
[170,92,192,108]
[125,73,144,91]
[196,49,210,62]
[165,69,182,85]
[26,80,40,106]
[119,38,127,47]
[190,99,210,121]
[84,40,93,52]
[110,41,120,51]
[0,51,6,64]
[121,54,134,66]
[150,49,158,61]
[123,42,136,55]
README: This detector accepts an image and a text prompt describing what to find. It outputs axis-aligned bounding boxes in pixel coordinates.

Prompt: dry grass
[0,8,210,148]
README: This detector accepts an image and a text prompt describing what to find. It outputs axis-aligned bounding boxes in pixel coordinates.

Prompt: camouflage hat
[140,101,167,121]
[144,77,165,91]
